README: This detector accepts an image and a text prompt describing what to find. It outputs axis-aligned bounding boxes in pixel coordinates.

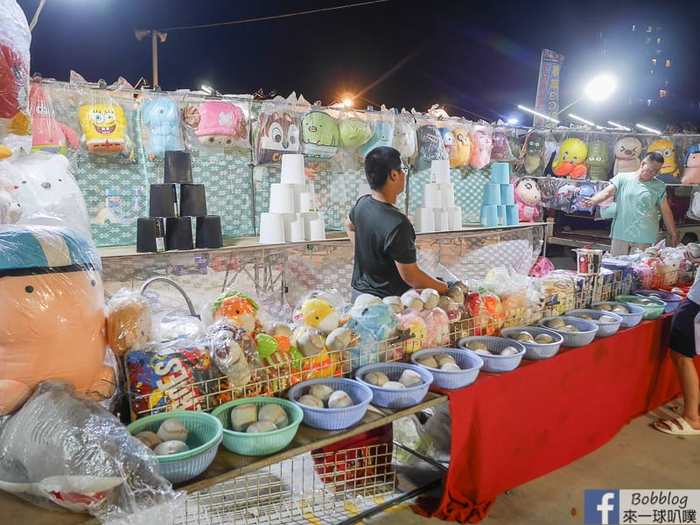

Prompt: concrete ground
[371,401,699,525]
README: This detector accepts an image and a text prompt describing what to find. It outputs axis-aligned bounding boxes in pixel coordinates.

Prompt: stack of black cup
[136,151,223,252]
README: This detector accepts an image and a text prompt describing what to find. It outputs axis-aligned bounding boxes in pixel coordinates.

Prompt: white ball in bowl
[364,371,390,387]
[398,369,423,387]
[327,390,354,408]
[475,348,492,356]
[299,394,324,408]
[247,421,278,433]
[417,355,439,369]
[436,353,456,367]
[440,362,461,372]
[500,346,519,357]
[382,381,407,390]
[157,418,188,442]
[258,404,289,428]
[154,440,189,456]
[309,384,334,403]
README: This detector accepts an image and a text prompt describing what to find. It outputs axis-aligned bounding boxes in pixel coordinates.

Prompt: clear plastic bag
[29,81,80,155]
[0,382,183,522]
[253,96,303,165]
[106,288,153,358]
[392,110,417,166]
[140,93,185,159]
[469,123,493,170]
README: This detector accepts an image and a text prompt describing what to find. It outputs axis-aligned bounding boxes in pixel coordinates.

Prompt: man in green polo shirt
[585,151,679,256]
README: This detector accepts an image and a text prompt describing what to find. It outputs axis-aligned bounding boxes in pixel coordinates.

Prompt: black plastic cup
[149,183,178,217]
[180,183,207,217]
[196,215,223,248]
[164,151,193,184]
[165,216,194,250]
[136,217,165,253]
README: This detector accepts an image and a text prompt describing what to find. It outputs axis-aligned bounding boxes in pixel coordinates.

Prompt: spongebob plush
[647,138,680,182]
[78,102,131,156]
[552,137,588,179]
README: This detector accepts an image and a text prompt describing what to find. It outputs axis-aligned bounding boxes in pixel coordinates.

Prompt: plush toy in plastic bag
[0,382,183,521]
[420,307,450,348]
[442,123,471,168]
[141,95,184,159]
[347,302,398,368]
[194,100,248,150]
[491,127,515,162]
[79,99,132,157]
[339,114,372,151]
[514,177,541,222]
[0,151,90,235]
[393,112,417,163]
[210,290,261,334]
[683,144,700,184]
[570,181,598,214]
[106,288,153,358]
[469,124,493,170]
[396,310,427,354]
[359,114,395,158]
[552,137,588,178]
[416,124,448,171]
[0,172,20,224]
[521,131,545,175]
[0,226,115,416]
[255,107,302,164]
[587,138,610,181]
[29,82,79,155]
[613,136,642,175]
[0,0,31,159]
[301,110,339,159]
[648,137,680,183]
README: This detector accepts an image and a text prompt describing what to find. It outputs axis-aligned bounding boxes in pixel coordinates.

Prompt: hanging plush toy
[416,125,447,171]
[141,96,184,159]
[339,117,372,150]
[571,181,598,214]
[439,127,454,159]
[469,125,493,169]
[613,136,643,175]
[522,132,545,175]
[301,110,339,159]
[587,139,610,181]
[552,137,588,178]
[78,101,131,156]
[255,111,301,164]
[359,119,394,157]
[393,118,417,162]
[211,290,261,334]
[514,177,542,222]
[195,100,248,148]
[647,138,680,182]
[29,83,79,155]
[490,128,514,162]
[682,144,700,184]
[448,126,471,168]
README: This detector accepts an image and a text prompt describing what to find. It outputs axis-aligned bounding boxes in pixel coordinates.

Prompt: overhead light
[342,97,354,108]
[517,104,559,124]
[585,74,617,102]
[608,120,631,131]
[636,123,662,135]
[506,117,519,125]
[568,113,596,127]
[201,84,213,95]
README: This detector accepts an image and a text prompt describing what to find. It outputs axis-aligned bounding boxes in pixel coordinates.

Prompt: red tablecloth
[420,317,699,523]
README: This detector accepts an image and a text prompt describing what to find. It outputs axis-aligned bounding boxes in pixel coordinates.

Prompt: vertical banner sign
[534,49,565,127]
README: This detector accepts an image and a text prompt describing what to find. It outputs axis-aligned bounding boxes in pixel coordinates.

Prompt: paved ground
[371,401,699,525]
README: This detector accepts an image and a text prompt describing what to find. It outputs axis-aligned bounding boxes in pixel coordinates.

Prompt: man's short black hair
[646,151,665,164]
[364,147,402,190]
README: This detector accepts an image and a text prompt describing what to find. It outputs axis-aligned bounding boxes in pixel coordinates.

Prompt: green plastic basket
[616,295,666,320]
[211,397,303,457]
[127,410,223,484]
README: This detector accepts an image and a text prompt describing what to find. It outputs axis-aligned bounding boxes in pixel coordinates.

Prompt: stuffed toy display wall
[613,136,643,175]
[141,95,184,159]
[29,83,80,155]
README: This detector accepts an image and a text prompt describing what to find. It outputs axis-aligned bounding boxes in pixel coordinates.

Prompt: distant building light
[665,58,672,68]
[651,57,657,65]
[645,37,652,44]
[659,89,668,98]
[657,37,662,45]
[646,26,653,32]
[656,49,662,54]
[665,80,670,87]
[647,99,654,107]
[650,69,655,75]
[632,24,637,31]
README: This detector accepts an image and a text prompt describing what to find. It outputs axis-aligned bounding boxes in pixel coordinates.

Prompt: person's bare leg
[673,352,700,429]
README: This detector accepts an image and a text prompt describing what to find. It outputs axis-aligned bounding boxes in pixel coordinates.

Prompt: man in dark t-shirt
[346,146,448,298]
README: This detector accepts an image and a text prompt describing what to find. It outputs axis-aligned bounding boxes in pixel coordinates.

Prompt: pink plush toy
[396,310,427,355]
[469,125,493,170]
[195,100,247,148]
[29,83,79,155]
[514,177,541,222]
[420,307,450,348]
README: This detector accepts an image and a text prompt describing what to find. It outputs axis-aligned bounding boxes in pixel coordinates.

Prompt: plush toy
[359,119,394,157]
[416,125,448,171]
[522,132,545,175]
[552,138,588,178]
[211,290,260,334]
[141,96,184,159]
[29,83,80,155]
[469,125,493,169]
[78,101,131,156]
[347,302,398,368]
[448,126,471,168]
[195,100,248,149]
[105,289,152,358]
[440,127,454,159]
[339,117,372,150]
[587,139,610,181]
[396,310,427,354]
[255,111,301,164]
[491,128,514,162]
[571,182,597,214]
[420,307,450,348]
[647,138,680,181]
[0,226,115,415]
[4,152,90,235]
[438,296,463,322]
[682,144,700,184]
[0,173,21,224]
[393,118,417,161]
[613,136,643,175]
[301,110,339,159]
[514,177,541,222]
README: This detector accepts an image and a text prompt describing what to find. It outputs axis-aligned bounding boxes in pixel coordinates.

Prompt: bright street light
[342,97,354,108]
[568,113,596,127]
[608,121,631,131]
[584,74,617,102]
[506,117,519,125]
[201,84,213,95]
[636,123,662,135]
[517,104,559,124]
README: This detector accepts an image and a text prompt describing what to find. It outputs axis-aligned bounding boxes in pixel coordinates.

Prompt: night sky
[19,0,700,125]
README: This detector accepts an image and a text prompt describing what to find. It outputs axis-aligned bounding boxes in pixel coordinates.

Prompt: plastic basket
[288,378,373,430]
[411,348,483,389]
[500,326,563,360]
[211,397,303,457]
[566,309,623,338]
[355,363,433,409]
[616,294,666,320]
[127,410,222,484]
[591,301,645,328]
[456,336,526,372]
[537,316,598,347]
[634,290,682,314]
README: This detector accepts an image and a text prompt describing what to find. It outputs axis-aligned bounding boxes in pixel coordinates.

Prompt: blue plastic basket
[635,290,682,313]
[127,411,223,484]
[288,378,373,430]
[355,363,433,409]
[566,309,623,338]
[456,336,526,372]
[591,301,645,328]
[537,316,598,347]
[411,348,483,389]
[500,326,563,360]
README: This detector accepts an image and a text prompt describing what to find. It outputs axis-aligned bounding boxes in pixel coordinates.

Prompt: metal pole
[151,31,159,88]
